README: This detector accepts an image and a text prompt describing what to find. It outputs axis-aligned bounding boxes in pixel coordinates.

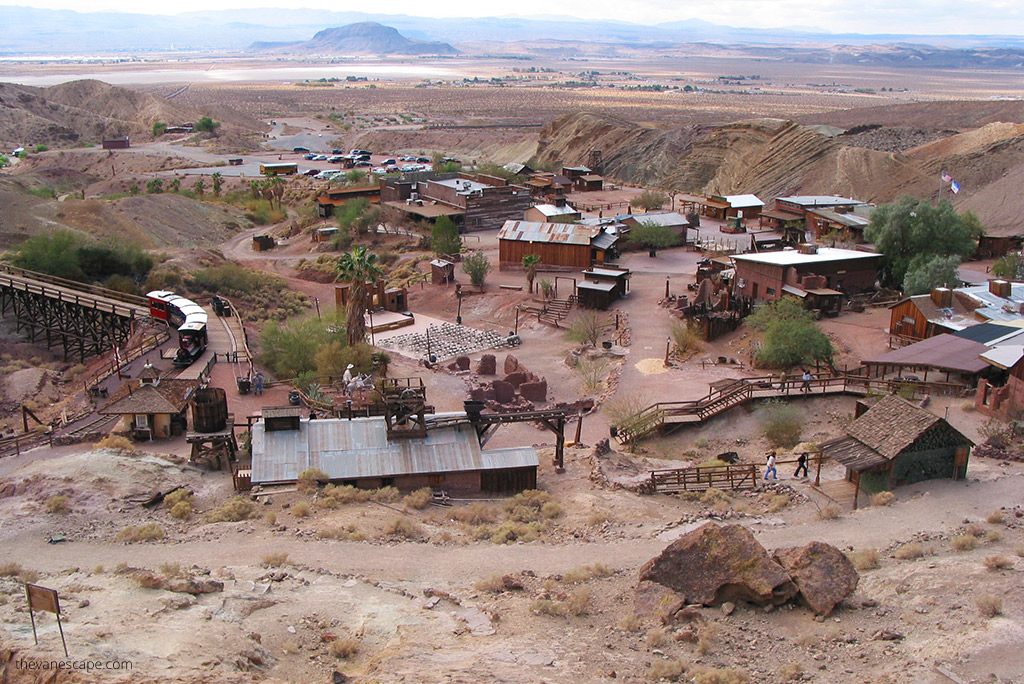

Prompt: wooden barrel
[193,387,227,433]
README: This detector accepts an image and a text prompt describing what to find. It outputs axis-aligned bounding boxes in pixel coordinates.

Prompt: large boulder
[503,355,520,375]
[772,542,859,616]
[520,380,548,402]
[638,523,797,606]
[492,380,515,404]
[477,354,496,375]
[455,355,471,371]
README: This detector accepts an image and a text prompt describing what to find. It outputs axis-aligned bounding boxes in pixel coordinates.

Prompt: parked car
[382,158,396,165]
[314,155,328,161]
[400,165,416,172]
[303,169,319,176]
[355,160,372,167]
[332,149,345,155]
[372,167,387,175]
[293,147,310,153]
[303,153,317,160]
[328,155,343,163]
[416,156,431,163]
[356,154,371,161]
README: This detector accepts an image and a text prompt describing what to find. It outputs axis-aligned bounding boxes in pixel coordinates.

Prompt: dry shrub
[697,623,720,655]
[894,542,924,560]
[576,357,609,391]
[757,400,803,448]
[778,663,804,682]
[670,319,704,360]
[488,521,542,544]
[700,487,729,505]
[321,484,372,505]
[965,523,985,537]
[646,658,687,681]
[690,666,750,684]
[116,522,165,542]
[870,491,895,507]
[92,565,104,574]
[975,594,1003,617]
[297,467,329,493]
[530,598,566,617]
[403,487,433,510]
[19,569,40,584]
[158,562,187,579]
[816,504,841,520]
[169,501,193,520]
[504,489,558,523]
[618,613,642,632]
[134,571,166,590]
[292,501,311,518]
[474,574,506,593]
[385,516,421,539]
[983,555,1013,571]
[566,587,591,616]
[45,495,68,514]
[646,627,669,647]
[541,501,564,518]
[587,511,609,527]
[987,510,1005,524]
[562,563,613,585]
[0,562,22,577]
[206,496,255,523]
[985,530,1003,543]
[264,512,277,525]
[952,535,979,552]
[767,494,790,513]
[317,524,365,541]
[372,486,402,503]
[455,501,496,525]
[93,434,136,452]
[164,488,194,520]
[262,552,289,567]
[848,548,880,571]
[329,638,360,659]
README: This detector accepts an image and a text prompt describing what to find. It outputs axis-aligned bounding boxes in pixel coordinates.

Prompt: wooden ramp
[651,464,758,493]
[811,479,860,511]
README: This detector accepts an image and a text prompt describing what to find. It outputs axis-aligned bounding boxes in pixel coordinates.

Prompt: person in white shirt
[764,451,778,480]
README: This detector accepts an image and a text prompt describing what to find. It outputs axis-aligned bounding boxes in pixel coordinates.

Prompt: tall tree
[902,254,962,295]
[864,196,977,289]
[336,247,384,346]
[522,254,541,293]
[431,215,461,255]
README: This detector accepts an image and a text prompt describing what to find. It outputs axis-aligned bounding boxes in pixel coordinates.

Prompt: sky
[2,0,1024,35]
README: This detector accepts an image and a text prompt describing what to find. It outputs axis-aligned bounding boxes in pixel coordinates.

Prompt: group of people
[763,450,809,480]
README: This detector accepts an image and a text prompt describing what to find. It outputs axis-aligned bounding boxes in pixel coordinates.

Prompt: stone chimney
[989,279,1012,299]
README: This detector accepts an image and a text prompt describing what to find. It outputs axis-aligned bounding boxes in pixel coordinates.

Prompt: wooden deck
[811,479,860,511]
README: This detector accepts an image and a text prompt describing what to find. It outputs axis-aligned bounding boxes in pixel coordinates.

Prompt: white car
[314,170,338,180]
[372,167,387,175]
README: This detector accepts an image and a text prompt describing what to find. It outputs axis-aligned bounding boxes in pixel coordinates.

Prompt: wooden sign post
[25,584,68,657]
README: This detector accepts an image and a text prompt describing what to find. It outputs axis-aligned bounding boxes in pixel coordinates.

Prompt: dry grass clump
[372,486,402,503]
[530,598,566,617]
[646,627,669,647]
[983,555,1014,571]
[566,587,591,616]
[384,516,421,539]
[317,524,366,541]
[296,467,329,493]
[951,534,979,552]
[848,548,880,571]
[816,503,842,520]
[670,319,704,360]
[93,434,136,452]
[474,574,507,593]
[690,666,750,684]
[767,494,790,513]
[403,487,433,510]
[870,491,895,507]
[778,663,804,682]
[115,522,165,542]
[975,594,1003,617]
[617,613,642,632]
[587,510,609,527]
[292,501,311,518]
[484,520,543,544]
[562,563,613,585]
[965,523,985,537]
[206,496,255,522]
[320,484,371,505]
[646,658,687,681]
[329,638,360,659]
[19,569,40,584]
[697,623,720,656]
[264,512,277,525]
[894,542,924,560]
[158,562,187,579]
[504,489,561,523]
[455,501,496,525]
[134,571,166,590]
[164,488,194,520]
[261,552,289,568]
[987,510,1005,524]
[0,562,23,577]
[700,487,729,505]
[985,530,1003,543]
[45,494,69,514]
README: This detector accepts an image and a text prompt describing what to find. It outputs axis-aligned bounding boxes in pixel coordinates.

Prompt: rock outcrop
[773,542,859,616]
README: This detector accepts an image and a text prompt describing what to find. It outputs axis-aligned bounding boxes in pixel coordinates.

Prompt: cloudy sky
[3,0,1024,35]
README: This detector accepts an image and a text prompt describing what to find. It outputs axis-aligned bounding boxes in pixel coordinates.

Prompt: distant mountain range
[0,6,1023,55]
[248,22,458,56]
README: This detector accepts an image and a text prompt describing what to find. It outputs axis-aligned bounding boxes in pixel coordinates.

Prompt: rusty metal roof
[819,436,889,472]
[498,220,601,246]
[250,414,538,484]
[863,334,988,374]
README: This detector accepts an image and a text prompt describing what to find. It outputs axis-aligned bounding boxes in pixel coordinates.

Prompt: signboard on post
[25,584,68,657]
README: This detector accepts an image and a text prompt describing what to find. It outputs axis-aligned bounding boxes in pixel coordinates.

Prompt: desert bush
[894,542,924,560]
[952,535,979,551]
[694,436,711,450]
[461,252,491,287]
[646,627,669,647]
[297,468,329,493]
[778,663,804,682]
[455,501,496,525]
[848,548,880,571]
[93,434,136,452]
[816,504,842,520]
[163,488,192,508]
[264,512,277,525]
[116,522,165,542]
[329,638,360,659]
[646,659,687,681]
[261,552,289,568]
[504,489,556,520]
[983,555,1013,571]
[169,501,193,520]
[670,319,703,360]
[985,529,1003,543]
[565,310,609,346]
[45,495,68,514]
[870,491,895,507]
[975,594,1003,617]
[292,501,312,518]
[618,613,642,631]
[697,623,720,655]
[965,523,985,537]
[134,571,166,590]
[530,598,566,617]
[690,666,750,684]
[566,587,591,616]
[206,497,255,523]
[575,357,609,391]
[489,521,542,544]
[562,563,613,585]
[372,486,402,503]
[385,517,421,539]
[587,510,609,527]
[317,525,365,541]
[18,569,40,584]
[158,562,187,579]
[767,494,790,513]
[0,562,22,577]
[757,400,803,448]
[321,484,372,505]
[474,574,507,593]
[403,487,433,510]
[987,510,1005,524]
[700,487,729,505]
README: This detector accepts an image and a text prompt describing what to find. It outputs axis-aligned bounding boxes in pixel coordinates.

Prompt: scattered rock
[492,380,515,404]
[520,380,548,402]
[332,672,348,684]
[504,355,519,374]
[721,601,735,616]
[773,542,859,617]
[872,630,904,641]
[477,354,496,375]
[633,580,685,624]
[501,575,524,591]
[455,355,471,371]
[160,595,196,611]
[168,578,225,595]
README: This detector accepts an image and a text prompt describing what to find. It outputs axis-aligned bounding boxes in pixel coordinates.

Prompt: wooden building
[497,221,620,270]
[722,194,765,220]
[862,333,990,386]
[381,173,531,231]
[888,288,979,345]
[731,245,881,302]
[102,136,130,150]
[99,364,199,440]
[820,395,972,501]
[573,175,604,192]
[524,203,582,223]
[773,196,866,235]
[806,205,873,242]
[578,266,631,309]
[249,414,539,495]
[430,259,456,285]
[335,282,408,313]
[315,185,381,218]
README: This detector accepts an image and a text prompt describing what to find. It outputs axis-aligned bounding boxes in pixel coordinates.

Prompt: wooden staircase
[523,297,574,327]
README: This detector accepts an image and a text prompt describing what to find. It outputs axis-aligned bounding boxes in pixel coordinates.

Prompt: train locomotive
[146,291,209,367]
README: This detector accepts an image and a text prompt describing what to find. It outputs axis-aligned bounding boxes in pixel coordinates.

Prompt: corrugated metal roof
[863,334,989,374]
[629,212,688,227]
[980,345,1024,370]
[733,247,881,266]
[592,232,619,250]
[723,194,764,208]
[251,415,538,484]
[498,221,599,246]
[777,196,864,207]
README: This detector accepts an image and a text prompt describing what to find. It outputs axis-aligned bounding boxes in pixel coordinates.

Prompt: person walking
[253,371,264,396]
[763,450,778,481]
[801,368,812,393]
[794,451,809,478]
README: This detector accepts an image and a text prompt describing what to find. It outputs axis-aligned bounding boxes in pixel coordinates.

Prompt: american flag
[941,172,952,183]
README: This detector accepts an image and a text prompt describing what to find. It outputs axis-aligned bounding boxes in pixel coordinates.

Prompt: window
[380,477,395,488]
[765,287,776,296]
[134,414,148,429]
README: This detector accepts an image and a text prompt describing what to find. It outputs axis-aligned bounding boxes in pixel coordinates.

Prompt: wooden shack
[430,259,456,285]
[252,235,275,251]
[497,220,619,270]
[102,136,130,150]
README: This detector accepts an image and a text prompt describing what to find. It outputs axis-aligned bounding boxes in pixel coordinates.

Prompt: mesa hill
[249,22,458,56]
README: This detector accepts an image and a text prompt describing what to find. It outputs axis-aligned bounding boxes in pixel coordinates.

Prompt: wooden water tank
[193,387,228,433]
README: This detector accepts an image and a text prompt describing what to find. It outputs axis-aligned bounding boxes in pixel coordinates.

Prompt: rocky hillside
[0,79,263,150]
[533,110,1024,236]
[249,22,458,55]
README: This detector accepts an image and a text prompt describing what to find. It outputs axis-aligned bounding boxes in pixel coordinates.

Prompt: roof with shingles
[844,394,971,460]
[99,378,199,416]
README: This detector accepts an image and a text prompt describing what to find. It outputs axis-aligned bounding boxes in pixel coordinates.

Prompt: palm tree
[211,172,223,197]
[522,253,541,294]
[336,247,384,347]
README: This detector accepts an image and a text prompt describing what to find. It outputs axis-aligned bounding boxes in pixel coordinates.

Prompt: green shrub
[461,252,491,287]
[45,495,68,514]
[756,400,803,448]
